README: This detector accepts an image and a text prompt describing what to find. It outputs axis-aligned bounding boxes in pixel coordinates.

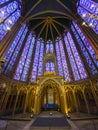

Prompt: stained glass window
[14,33,35,81]
[64,32,87,81]
[50,62,55,72]
[73,21,98,68]
[77,0,98,34]
[0,0,9,5]
[45,62,55,72]
[79,0,98,16]
[71,21,98,75]
[31,39,45,82]
[0,1,21,41]
[3,23,28,76]
[59,39,70,81]
[31,40,41,82]
[45,40,55,72]
[56,39,70,81]
[46,43,49,53]
[50,42,54,53]
[0,1,18,19]
[46,62,50,72]
[38,41,44,76]
[56,40,63,76]
[64,36,80,81]
[46,40,54,53]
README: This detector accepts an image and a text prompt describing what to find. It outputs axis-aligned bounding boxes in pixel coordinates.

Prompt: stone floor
[0,111,98,130]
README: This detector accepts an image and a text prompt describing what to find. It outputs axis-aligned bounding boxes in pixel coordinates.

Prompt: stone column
[12,92,19,116]
[73,92,79,113]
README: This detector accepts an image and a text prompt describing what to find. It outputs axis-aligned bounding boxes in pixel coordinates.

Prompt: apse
[0,0,98,83]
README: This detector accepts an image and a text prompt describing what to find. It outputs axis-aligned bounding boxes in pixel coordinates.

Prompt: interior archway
[35,79,64,113]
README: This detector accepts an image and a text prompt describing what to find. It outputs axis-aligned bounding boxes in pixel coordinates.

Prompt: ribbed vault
[21,0,77,41]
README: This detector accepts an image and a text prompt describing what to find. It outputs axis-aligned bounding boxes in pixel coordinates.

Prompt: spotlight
[89,22,94,28]
[82,21,87,27]
[82,13,87,18]
[8,19,12,24]
[91,4,95,8]
[6,26,11,31]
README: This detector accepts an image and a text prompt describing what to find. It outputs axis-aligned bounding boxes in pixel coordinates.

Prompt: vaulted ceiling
[21,0,77,41]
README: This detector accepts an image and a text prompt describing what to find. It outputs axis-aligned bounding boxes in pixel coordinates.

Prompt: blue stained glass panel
[0,9,21,41]
[4,23,26,67]
[50,43,54,53]
[77,6,98,34]
[38,41,44,76]
[46,62,50,72]
[73,21,98,67]
[31,40,41,82]
[50,62,55,72]
[0,0,9,5]
[21,36,35,81]
[45,62,55,72]
[64,36,80,81]
[56,41,63,76]
[79,0,98,16]
[46,40,54,53]
[7,27,28,77]
[59,40,70,81]
[0,1,18,19]
[46,44,49,53]
[71,22,98,75]
[3,24,27,75]
[67,32,87,79]
[14,33,33,81]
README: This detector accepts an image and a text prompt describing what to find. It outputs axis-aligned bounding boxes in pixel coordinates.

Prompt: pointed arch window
[56,40,63,76]
[45,62,55,72]
[31,39,44,82]
[56,39,70,81]
[3,23,28,76]
[0,1,21,41]
[77,0,98,34]
[38,41,44,76]
[46,43,49,53]
[64,32,87,81]
[0,0,10,5]
[50,42,54,53]
[14,33,35,81]
[71,21,98,75]
[46,40,54,53]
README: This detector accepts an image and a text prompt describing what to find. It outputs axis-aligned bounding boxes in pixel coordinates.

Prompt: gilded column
[90,80,98,108]
[64,92,68,114]
[83,93,90,114]
[1,90,10,112]
[12,92,19,115]
[73,92,79,113]
[0,92,6,110]
[23,91,29,114]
